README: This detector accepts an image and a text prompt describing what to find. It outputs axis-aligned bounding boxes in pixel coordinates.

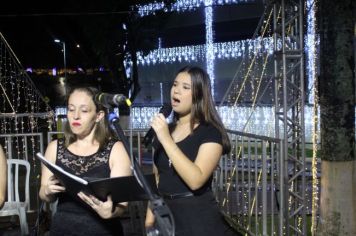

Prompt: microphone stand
[108,110,175,236]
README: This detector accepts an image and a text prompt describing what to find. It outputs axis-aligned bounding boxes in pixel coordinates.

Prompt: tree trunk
[318,0,356,235]
[318,161,356,235]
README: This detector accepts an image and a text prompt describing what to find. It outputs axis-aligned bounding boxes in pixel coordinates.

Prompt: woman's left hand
[77,192,114,219]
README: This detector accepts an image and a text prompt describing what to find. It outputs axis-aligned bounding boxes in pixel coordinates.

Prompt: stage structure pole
[54,39,67,95]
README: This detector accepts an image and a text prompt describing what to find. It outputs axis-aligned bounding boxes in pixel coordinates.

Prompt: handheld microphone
[142,104,172,147]
[95,93,132,107]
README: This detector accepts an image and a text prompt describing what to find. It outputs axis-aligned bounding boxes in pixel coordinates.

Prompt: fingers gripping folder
[36,152,157,202]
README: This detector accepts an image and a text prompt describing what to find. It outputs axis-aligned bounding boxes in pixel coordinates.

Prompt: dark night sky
[0,1,264,69]
[1,2,120,68]
[1,16,78,67]
[0,1,149,68]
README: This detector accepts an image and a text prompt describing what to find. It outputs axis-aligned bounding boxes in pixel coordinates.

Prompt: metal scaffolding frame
[272,0,306,235]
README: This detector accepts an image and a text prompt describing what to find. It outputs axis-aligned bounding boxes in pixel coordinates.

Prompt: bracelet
[168,145,179,167]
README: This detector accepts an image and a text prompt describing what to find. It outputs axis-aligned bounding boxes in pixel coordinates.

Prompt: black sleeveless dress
[49,139,124,236]
[154,123,238,236]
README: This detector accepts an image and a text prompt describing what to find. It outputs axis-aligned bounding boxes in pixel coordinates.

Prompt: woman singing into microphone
[145,66,237,235]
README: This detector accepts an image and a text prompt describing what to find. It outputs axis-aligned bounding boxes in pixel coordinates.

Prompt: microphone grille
[160,104,172,117]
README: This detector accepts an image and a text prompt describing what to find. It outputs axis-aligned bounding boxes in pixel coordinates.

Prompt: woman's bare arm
[0,146,7,208]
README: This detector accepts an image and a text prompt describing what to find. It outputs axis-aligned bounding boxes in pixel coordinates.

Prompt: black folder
[36,152,157,202]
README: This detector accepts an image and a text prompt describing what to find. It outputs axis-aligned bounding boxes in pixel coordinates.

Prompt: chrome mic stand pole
[108,110,175,236]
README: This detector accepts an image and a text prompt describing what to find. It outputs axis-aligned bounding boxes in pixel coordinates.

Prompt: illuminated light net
[216,6,279,233]
[133,0,258,97]
[0,32,54,197]
[136,0,256,16]
[132,38,275,66]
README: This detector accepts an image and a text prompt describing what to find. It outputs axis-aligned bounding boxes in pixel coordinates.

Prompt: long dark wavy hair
[172,66,231,154]
[63,86,114,150]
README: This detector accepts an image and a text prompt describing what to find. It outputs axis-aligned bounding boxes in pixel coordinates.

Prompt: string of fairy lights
[305,0,319,235]
[131,37,277,65]
[220,6,277,232]
[205,0,215,96]
[0,32,53,189]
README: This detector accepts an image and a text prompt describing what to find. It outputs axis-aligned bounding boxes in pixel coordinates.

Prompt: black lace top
[50,138,123,236]
[56,138,113,178]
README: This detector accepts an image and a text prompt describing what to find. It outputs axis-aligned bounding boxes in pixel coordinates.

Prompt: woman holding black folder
[145,66,237,235]
[39,86,132,236]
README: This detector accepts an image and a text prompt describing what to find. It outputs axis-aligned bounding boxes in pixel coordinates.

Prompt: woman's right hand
[145,206,156,230]
[43,175,65,197]
[150,113,171,143]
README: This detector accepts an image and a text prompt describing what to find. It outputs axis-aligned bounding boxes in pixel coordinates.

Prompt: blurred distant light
[54,39,61,43]
[59,77,65,85]
[99,67,104,72]
[125,66,131,79]
[76,44,80,48]
[52,68,57,76]
[158,37,162,49]
[122,23,127,30]
[77,67,84,72]
[26,68,33,73]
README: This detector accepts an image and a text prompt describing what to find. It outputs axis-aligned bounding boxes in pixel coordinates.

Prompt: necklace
[172,123,190,143]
